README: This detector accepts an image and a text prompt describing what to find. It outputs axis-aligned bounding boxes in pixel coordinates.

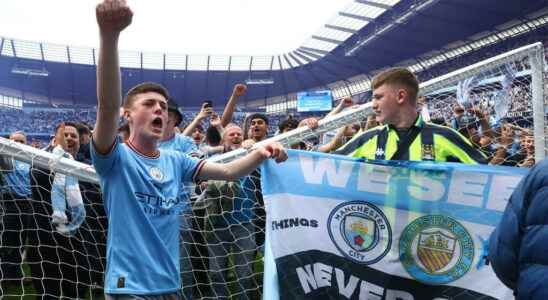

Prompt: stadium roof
[0,0,547,108]
[0,0,404,70]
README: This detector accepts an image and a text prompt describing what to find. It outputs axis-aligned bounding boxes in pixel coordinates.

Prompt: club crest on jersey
[149,167,164,181]
[327,201,392,265]
[422,144,434,160]
[375,148,385,158]
[399,215,474,284]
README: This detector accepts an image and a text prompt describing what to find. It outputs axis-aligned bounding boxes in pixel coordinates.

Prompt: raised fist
[233,84,247,97]
[299,117,319,130]
[340,97,353,108]
[96,0,133,35]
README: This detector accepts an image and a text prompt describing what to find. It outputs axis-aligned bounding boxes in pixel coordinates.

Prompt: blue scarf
[50,146,86,236]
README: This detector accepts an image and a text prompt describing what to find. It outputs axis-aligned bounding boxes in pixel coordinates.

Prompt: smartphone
[203,100,212,108]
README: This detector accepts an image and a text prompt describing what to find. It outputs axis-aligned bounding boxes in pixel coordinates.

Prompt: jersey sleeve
[91,138,121,176]
[175,152,206,183]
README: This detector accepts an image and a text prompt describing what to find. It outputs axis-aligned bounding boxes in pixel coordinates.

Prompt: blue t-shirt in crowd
[91,140,204,295]
[4,160,31,198]
[158,134,200,157]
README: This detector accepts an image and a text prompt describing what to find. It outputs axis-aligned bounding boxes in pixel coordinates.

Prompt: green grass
[224,251,264,300]
[4,253,265,300]
[2,264,35,300]
[3,264,104,300]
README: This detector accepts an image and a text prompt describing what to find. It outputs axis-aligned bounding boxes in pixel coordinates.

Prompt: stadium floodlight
[11,66,49,77]
[245,78,274,85]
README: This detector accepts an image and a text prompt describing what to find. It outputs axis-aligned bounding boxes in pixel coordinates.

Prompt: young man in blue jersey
[93,1,287,299]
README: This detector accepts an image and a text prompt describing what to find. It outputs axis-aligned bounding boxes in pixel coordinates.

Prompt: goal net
[419,42,546,165]
[0,42,545,300]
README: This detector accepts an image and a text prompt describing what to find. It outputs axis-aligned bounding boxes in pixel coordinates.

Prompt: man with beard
[241,113,269,273]
[243,113,269,148]
[26,122,91,299]
[76,123,92,164]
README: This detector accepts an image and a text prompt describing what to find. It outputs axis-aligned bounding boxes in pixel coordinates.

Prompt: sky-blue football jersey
[158,134,200,157]
[92,140,204,295]
[158,134,201,214]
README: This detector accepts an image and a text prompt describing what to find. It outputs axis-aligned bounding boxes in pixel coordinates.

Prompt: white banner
[261,150,527,300]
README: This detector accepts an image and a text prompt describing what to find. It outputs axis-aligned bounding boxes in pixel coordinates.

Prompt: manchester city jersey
[158,134,200,157]
[91,140,204,295]
[158,134,200,214]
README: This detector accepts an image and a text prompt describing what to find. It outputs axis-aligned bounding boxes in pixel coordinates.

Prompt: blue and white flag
[261,150,528,300]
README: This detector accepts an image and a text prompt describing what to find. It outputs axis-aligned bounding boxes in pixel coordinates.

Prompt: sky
[0,0,348,55]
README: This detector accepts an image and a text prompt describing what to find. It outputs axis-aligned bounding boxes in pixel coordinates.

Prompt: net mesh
[0,44,545,300]
[183,171,265,300]
[0,154,265,300]
[421,46,546,167]
[417,46,545,299]
[0,163,106,299]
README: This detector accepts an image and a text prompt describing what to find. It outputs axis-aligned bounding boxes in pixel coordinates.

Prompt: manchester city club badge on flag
[261,150,527,300]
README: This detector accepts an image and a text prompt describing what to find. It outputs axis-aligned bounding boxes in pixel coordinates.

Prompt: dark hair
[430,118,446,125]
[372,68,419,102]
[76,123,90,136]
[168,101,183,126]
[53,121,79,136]
[118,123,130,134]
[123,82,171,109]
[195,124,204,133]
[205,126,222,146]
[248,113,269,125]
[279,118,299,133]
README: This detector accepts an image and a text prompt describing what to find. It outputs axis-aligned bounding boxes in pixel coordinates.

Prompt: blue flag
[261,150,527,300]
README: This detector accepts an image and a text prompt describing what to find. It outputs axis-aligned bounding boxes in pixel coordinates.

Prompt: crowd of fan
[0,76,539,299]
[0,108,96,136]
[0,107,301,147]
[423,80,535,167]
[428,82,532,124]
[1,79,537,168]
